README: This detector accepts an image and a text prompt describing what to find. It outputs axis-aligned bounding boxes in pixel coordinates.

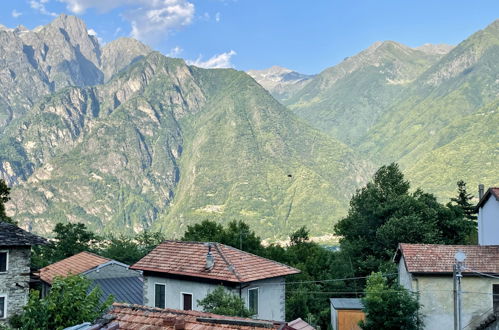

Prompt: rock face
[0,14,151,131]
[0,17,371,238]
[247,66,314,102]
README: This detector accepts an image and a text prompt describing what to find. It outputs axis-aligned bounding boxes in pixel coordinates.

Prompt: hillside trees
[334,163,476,276]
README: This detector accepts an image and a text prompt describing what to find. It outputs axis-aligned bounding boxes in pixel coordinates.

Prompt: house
[330,298,364,330]
[84,302,298,329]
[477,187,499,245]
[395,243,499,330]
[39,251,143,304]
[130,241,300,321]
[288,318,315,330]
[0,222,47,323]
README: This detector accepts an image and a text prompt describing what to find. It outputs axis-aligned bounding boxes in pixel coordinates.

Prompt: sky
[1,0,499,74]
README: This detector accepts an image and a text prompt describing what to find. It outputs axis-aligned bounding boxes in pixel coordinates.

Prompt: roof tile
[131,241,299,283]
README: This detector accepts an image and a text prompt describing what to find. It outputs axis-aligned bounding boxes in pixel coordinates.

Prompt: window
[155,284,166,309]
[0,251,7,273]
[182,293,193,310]
[248,288,259,315]
[0,295,6,319]
[494,284,499,313]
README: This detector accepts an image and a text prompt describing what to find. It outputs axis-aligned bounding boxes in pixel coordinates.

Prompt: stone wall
[0,247,31,324]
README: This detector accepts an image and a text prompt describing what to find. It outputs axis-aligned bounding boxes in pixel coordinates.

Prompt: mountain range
[1,15,497,239]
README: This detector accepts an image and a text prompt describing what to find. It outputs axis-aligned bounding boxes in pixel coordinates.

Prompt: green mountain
[0,18,371,238]
[283,41,452,145]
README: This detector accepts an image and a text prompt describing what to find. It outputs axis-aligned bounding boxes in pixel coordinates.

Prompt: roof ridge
[213,243,242,282]
[219,243,300,273]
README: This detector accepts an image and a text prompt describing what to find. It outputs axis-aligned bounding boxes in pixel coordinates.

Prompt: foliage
[18,275,112,330]
[334,163,476,276]
[182,220,263,255]
[100,230,166,264]
[32,222,99,268]
[0,179,15,224]
[197,286,251,317]
[450,180,477,221]
[360,272,423,330]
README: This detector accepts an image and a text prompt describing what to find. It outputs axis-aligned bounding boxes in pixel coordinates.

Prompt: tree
[182,220,263,255]
[451,180,477,221]
[0,179,15,224]
[335,163,475,276]
[18,275,112,330]
[33,222,100,268]
[101,230,166,265]
[197,286,251,317]
[360,272,423,330]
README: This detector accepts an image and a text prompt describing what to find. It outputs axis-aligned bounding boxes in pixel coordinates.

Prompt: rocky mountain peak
[415,43,454,55]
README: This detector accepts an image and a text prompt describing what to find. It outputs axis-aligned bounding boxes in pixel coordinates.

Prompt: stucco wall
[479,197,499,245]
[413,276,499,330]
[84,262,141,280]
[0,247,31,324]
[398,256,413,290]
[143,275,286,321]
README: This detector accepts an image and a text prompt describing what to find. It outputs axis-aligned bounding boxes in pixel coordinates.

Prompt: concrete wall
[84,262,141,280]
[398,256,413,290]
[479,197,499,245]
[408,275,499,330]
[143,274,286,321]
[0,247,31,324]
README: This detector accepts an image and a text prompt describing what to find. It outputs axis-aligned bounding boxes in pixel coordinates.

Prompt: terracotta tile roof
[89,303,292,330]
[287,318,315,330]
[130,241,300,283]
[40,251,110,284]
[0,222,48,247]
[476,187,499,209]
[395,243,499,274]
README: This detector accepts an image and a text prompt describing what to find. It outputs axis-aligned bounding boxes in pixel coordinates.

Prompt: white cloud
[215,12,221,22]
[188,50,236,69]
[12,10,23,18]
[30,0,57,16]
[87,28,104,44]
[58,0,195,45]
[167,46,183,57]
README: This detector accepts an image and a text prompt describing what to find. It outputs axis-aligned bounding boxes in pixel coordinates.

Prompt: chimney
[479,184,485,200]
[205,244,214,271]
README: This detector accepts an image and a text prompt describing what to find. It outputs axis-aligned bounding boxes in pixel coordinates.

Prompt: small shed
[330,298,364,330]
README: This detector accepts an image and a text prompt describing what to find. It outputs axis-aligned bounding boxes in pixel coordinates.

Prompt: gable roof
[89,303,291,329]
[476,187,499,209]
[130,241,300,283]
[395,243,499,275]
[40,251,110,284]
[288,318,315,330]
[0,222,47,247]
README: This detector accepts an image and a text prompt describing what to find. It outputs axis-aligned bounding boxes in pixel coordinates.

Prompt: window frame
[0,250,8,273]
[154,283,166,309]
[0,294,7,319]
[180,292,193,311]
[247,287,259,316]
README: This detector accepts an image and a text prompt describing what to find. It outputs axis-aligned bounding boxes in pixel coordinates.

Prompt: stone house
[0,222,47,324]
[130,241,300,321]
[39,251,143,304]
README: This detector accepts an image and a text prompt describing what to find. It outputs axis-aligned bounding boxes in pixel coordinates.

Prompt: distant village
[1,176,499,330]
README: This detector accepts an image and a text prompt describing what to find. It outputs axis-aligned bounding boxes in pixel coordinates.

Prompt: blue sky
[1,0,498,74]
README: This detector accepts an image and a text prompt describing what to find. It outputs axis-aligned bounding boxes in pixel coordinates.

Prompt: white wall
[408,275,499,330]
[397,256,413,290]
[478,197,499,245]
[143,275,286,321]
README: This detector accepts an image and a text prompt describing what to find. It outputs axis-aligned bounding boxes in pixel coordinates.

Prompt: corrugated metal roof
[330,298,364,310]
[90,276,143,305]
